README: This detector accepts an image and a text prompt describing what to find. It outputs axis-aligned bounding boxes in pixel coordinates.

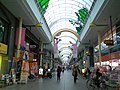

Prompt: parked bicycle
[86,76,109,90]
[28,74,37,81]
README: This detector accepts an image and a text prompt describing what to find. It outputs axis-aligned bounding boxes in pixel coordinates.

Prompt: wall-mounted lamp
[90,22,108,27]
[85,51,90,56]
[24,22,43,30]
[35,23,43,27]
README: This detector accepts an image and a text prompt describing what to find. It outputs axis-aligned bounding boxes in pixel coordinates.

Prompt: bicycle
[28,74,37,81]
[86,76,109,90]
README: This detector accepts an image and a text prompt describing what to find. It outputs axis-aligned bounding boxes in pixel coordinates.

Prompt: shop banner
[15,28,26,46]
[21,60,29,72]
[54,43,58,58]
[72,44,77,58]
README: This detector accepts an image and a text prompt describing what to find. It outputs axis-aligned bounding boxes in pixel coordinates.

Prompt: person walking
[57,66,62,80]
[95,68,102,88]
[62,67,65,73]
[72,66,79,83]
[84,68,91,79]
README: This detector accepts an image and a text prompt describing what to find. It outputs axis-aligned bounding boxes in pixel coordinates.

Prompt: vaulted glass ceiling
[38,0,94,62]
[44,0,94,34]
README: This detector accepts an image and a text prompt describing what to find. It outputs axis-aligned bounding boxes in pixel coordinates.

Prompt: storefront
[13,26,40,82]
[0,43,8,74]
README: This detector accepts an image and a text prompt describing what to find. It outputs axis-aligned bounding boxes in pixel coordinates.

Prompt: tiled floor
[1,70,88,90]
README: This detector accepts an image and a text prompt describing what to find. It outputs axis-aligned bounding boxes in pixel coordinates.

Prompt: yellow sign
[0,43,8,54]
[104,40,114,45]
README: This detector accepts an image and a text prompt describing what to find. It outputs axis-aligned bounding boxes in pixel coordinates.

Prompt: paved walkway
[1,70,88,90]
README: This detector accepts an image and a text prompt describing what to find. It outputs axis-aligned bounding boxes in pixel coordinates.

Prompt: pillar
[16,17,22,58]
[89,47,94,67]
[98,31,102,65]
[84,47,89,68]
[86,56,90,68]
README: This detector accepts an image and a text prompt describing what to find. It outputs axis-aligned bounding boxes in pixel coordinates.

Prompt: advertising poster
[21,60,29,72]
[72,44,77,58]
[54,43,58,58]
[20,71,28,84]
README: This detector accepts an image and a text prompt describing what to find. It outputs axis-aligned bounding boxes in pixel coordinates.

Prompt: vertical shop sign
[72,44,77,58]
[15,28,26,46]
[54,43,58,58]
[21,61,29,72]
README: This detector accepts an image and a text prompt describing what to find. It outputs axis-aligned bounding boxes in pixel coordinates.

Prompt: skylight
[38,0,94,62]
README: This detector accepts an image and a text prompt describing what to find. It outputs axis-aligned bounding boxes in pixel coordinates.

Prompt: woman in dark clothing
[72,66,78,83]
[85,68,91,79]
[95,68,102,88]
[57,66,62,80]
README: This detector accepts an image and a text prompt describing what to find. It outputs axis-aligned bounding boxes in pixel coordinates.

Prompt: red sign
[38,51,46,55]
[95,52,120,62]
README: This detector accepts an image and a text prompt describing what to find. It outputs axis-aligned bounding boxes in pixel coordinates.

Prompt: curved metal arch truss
[51,28,80,42]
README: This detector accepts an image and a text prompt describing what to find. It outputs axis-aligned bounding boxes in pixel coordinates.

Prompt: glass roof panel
[50,22,76,34]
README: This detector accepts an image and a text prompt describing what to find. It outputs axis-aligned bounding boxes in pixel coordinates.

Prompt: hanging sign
[72,44,77,58]
[54,43,58,58]
[104,40,114,45]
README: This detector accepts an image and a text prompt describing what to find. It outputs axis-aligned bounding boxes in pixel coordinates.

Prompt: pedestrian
[95,68,102,88]
[72,65,79,83]
[62,67,65,73]
[57,66,62,80]
[84,68,91,79]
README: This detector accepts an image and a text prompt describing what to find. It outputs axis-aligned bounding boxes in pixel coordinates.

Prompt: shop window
[0,19,4,42]
[0,18,9,44]
[116,31,120,44]
[116,21,120,44]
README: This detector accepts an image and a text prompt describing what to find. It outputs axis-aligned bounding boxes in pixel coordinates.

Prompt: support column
[98,31,102,66]
[84,47,89,68]
[40,42,43,67]
[86,56,90,68]
[89,47,94,67]
[16,17,22,58]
